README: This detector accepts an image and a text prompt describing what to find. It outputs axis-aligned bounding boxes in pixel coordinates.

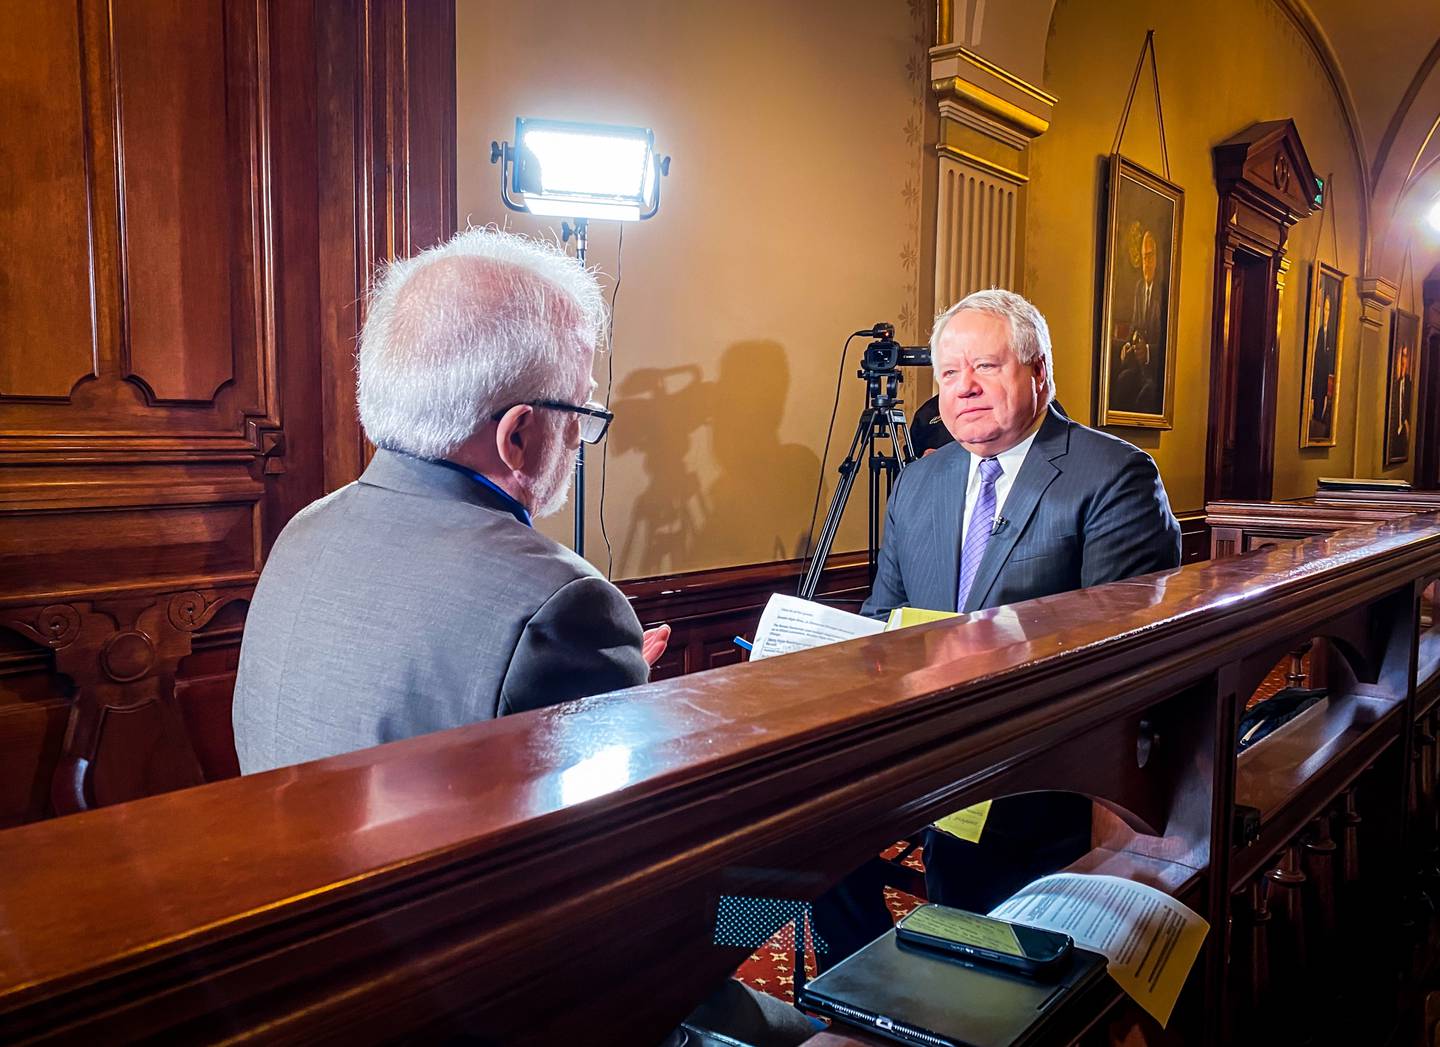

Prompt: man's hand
[642,624,672,667]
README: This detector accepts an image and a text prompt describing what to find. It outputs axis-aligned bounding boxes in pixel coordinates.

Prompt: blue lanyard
[435,460,533,528]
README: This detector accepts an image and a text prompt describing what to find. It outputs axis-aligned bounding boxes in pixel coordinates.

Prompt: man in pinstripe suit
[862,288,1180,623]
[813,290,1181,965]
[868,287,1181,912]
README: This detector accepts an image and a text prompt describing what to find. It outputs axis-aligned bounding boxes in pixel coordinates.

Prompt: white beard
[528,439,578,519]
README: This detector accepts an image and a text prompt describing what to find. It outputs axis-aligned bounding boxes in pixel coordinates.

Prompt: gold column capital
[1358,276,1398,331]
[930,45,1055,148]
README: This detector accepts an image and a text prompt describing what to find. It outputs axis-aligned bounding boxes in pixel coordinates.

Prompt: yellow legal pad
[885,606,961,629]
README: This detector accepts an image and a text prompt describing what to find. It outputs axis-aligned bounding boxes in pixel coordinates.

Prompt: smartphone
[894,903,1072,976]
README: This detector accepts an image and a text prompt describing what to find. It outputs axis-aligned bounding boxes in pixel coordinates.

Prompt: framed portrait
[1097,155,1183,429]
[1300,261,1346,448]
[1384,308,1420,466]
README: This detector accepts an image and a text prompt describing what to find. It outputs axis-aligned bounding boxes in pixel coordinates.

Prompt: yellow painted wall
[455,0,929,580]
[1028,0,1381,512]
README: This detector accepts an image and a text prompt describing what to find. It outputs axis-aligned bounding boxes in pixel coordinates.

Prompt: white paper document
[749,594,884,660]
[989,873,1208,1027]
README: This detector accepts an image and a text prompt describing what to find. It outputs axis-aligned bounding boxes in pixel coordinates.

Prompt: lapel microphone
[991,517,1008,536]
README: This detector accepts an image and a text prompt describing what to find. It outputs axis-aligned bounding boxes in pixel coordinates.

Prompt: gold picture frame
[1300,261,1346,448]
[1384,308,1420,466]
[1097,155,1183,429]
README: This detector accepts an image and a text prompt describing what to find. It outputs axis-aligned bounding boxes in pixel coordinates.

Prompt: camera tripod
[798,365,917,602]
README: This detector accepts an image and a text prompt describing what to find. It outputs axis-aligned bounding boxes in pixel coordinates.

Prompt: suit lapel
[930,447,970,611]
[962,406,1070,612]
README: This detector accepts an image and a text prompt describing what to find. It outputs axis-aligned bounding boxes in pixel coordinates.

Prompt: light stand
[490,118,670,558]
[798,325,927,602]
[563,218,589,553]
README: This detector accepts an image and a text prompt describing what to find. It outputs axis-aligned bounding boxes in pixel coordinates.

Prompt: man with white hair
[816,289,1180,964]
[233,228,669,774]
[862,287,1180,621]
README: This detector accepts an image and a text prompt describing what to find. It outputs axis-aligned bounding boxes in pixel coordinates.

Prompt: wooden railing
[4,515,1440,1044]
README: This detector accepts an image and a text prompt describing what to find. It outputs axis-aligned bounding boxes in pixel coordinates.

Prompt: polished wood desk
[1207,489,1440,558]
[4,516,1440,1044]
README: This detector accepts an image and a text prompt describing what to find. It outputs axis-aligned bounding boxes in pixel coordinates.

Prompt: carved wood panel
[0,0,279,454]
[0,0,458,826]
[0,1,97,402]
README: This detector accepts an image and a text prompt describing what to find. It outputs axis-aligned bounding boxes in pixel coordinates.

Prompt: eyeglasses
[492,399,614,444]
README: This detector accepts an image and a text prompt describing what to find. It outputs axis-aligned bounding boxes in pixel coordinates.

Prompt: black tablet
[798,929,1107,1047]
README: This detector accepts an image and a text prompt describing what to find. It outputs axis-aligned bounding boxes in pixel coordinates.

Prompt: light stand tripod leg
[565,218,590,557]
[574,443,585,553]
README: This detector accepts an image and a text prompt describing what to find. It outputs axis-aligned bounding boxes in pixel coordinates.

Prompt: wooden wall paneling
[316,0,458,496]
[112,0,235,405]
[0,1,97,400]
[0,0,303,819]
[264,0,325,545]
[390,0,457,257]
[317,0,373,494]
[0,0,281,458]
[0,0,458,821]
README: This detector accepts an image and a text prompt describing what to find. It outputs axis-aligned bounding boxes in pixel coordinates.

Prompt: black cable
[598,224,624,579]
[798,332,863,595]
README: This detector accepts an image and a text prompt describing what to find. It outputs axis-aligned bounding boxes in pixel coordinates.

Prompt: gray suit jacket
[860,405,1181,618]
[233,450,648,773]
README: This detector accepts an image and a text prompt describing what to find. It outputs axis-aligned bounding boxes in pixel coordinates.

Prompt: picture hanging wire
[1308,170,1336,273]
[1110,29,1170,181]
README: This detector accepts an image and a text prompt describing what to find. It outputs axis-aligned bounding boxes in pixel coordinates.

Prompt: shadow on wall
[610,341,823,577]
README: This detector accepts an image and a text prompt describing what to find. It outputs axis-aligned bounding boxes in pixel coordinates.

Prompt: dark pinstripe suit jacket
[861,404,1181,618]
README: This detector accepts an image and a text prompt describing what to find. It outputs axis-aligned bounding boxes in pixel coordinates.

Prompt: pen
[733,636,753,652]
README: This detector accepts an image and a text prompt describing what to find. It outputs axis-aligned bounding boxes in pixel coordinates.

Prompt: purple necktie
[956,457,1004,610]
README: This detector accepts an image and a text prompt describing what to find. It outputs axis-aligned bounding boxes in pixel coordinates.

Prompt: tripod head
[853,322,930,411]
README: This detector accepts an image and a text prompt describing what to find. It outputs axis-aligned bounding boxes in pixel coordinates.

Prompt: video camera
[857,322,931,374]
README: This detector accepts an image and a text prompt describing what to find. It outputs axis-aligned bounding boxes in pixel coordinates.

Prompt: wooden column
[928,47,1052,303]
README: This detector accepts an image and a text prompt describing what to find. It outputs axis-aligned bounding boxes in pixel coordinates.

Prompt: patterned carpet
[733,842,927,1005]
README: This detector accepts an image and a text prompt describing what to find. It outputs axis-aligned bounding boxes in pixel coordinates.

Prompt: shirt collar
[993,425,1041,475]
[434,460,533,527]
[972,414,1044,478]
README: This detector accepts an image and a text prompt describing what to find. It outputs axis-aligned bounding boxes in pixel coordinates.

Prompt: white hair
[930,288,1057,400]
[357,227,606,460]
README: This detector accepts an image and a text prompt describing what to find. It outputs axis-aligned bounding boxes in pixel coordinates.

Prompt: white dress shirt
[959,424,1042,544]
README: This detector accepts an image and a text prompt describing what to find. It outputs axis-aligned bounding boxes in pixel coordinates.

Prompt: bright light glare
[558,744,633,805]
[521,128,651,198]
[522,196,642,222]
[1428,198,1440,234]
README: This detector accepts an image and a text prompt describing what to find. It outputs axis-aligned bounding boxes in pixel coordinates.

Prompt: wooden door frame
[1204,121,1319,503]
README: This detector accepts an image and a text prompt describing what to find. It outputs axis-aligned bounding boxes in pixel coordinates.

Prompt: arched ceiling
[1302,0,1440,283]
[956,0,1440,283]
